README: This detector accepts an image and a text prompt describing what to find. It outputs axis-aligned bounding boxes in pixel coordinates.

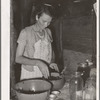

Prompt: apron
[20,38,52,80]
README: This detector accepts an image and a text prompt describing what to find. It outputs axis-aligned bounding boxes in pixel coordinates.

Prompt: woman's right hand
[36,60,50,78]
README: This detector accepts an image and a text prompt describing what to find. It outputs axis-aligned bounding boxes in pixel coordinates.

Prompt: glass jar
[83,76,96,100]
[69,72,83,100]
[77,62,90,86]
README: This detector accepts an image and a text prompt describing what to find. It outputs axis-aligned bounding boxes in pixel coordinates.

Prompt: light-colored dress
[17,23,53,80]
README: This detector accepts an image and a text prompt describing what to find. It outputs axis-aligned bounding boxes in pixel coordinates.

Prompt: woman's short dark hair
[30,3,55,24]
[35,4,55,18]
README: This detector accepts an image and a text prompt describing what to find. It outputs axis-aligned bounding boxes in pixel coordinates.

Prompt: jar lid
[81,63,87,68]
[75,72,81,76]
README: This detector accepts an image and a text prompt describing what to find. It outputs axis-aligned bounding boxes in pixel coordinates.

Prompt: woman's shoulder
[19,25,37,40]
[20,25,36,37]
[24,25,34,32]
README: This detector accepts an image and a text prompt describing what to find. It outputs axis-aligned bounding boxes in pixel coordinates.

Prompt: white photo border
[1,0,99,100]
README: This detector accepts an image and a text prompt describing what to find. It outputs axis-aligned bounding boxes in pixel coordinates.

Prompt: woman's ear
[36,15,39,21]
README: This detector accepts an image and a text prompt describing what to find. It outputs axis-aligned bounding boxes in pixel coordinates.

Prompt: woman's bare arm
[15,43,49,78]
[15,43,38,66]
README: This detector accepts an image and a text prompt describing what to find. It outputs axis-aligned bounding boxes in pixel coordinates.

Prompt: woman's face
[37,13,52,29]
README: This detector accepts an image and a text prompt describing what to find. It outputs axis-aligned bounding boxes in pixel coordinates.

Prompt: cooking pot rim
[14,78,52,93]
[16,77,51,83]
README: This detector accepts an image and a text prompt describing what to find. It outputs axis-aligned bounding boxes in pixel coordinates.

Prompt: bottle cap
[75,72,81,76]
[78,62,87,68]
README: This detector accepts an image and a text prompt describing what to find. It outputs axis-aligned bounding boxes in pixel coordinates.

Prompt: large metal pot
[14,78,52,100]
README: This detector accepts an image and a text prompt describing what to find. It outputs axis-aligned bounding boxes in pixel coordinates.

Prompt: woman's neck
[36,22,44,32]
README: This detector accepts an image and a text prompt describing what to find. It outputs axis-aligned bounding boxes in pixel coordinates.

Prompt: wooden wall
[62,12,96,54]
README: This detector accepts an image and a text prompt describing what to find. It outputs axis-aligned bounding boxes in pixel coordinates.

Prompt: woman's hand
[49,63,59,72]
[36,60,50,78]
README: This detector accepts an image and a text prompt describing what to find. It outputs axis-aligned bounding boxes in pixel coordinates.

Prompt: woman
[15,4,59,80]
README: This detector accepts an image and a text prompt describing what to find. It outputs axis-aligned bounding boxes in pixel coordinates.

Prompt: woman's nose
[44,23,48,27]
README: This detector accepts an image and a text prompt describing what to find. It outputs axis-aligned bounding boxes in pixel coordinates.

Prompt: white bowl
[49,94,57,100]
[51,91,61,96]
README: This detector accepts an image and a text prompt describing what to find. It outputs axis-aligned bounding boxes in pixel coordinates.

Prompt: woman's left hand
[49,63,59,72]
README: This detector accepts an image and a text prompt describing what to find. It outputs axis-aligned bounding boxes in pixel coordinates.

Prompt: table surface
[55,82,70,100]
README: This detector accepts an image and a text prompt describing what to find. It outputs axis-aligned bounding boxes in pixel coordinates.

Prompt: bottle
[69,72,83,100]
[86,59,93,68]
[83,76,96,100]
[90,68,96,77]
[77,62,90,86]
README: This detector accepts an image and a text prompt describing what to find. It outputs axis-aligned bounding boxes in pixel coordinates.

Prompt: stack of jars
[69,60,96,100]
[83,75,96,100]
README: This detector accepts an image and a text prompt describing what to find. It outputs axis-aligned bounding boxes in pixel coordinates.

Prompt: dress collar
[32,23,43,32]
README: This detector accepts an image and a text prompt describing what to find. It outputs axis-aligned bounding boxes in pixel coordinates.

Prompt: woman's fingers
[43,67,49,78]
[38,60,50,78]
[50,63,59,72]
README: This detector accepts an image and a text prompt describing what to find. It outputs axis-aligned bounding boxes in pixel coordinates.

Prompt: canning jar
[69,72,83,100]
[83,76,96,100]
[77,62,90,86]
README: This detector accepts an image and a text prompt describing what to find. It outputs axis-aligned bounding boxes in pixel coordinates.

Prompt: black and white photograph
[1,0,99,100]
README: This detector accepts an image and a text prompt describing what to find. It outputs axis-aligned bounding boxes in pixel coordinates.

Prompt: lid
[75,72,81,77]
[78,62,87,68]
